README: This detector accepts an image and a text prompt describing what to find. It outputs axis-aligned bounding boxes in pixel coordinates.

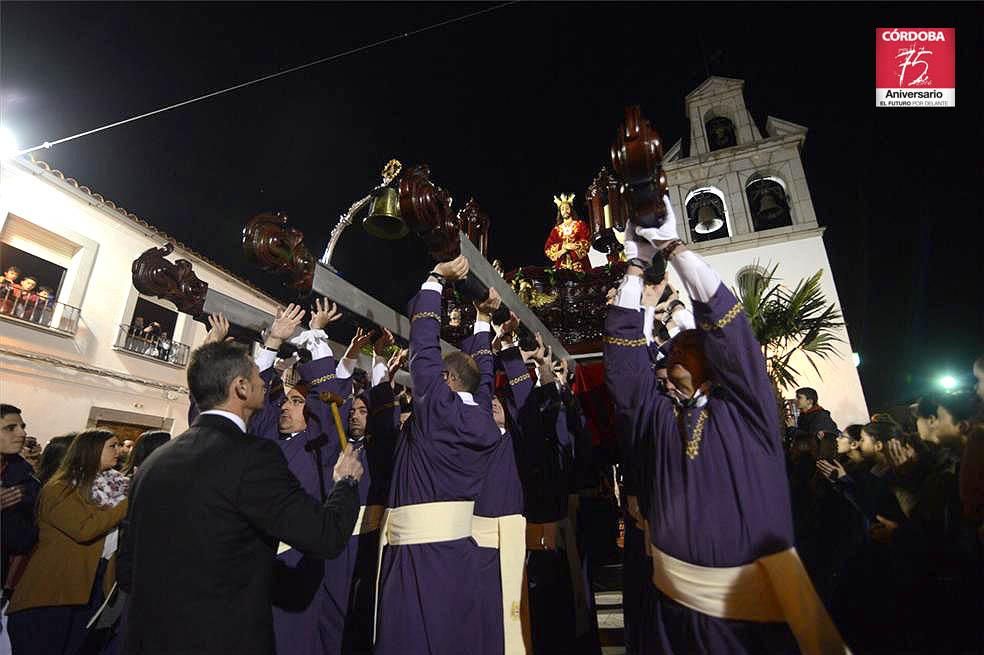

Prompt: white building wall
[0,158,283,443]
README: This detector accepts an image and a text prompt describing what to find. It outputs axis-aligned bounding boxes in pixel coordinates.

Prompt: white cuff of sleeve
[335,357,357,380]
[671,307,696,332]
[643,307,656,345]
[615,275,644,311]
[292,329,334,360]
[670,250,721,304]
[473,320,490,334]
[255,348,277,372]
[371,361,388,387]
[421,280,443,293]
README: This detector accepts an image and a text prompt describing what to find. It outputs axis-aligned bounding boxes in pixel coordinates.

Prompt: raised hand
[387,348,408,385]
[332,444,365,483]
[816,459,847,481]
[494,311,519,340]
[0,485,25,510]
[886,438,915,469]
[521,332,546,364]
[553,358,570,387]
[343,326,375,360]
[202,314,230,345]
[373,328,395,356]
[433,255,469,281]
[309,298,341,331]
[474,287,501,319]
[266,304,305,348]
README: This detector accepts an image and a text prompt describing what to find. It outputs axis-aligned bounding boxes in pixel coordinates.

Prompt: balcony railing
[114,324,191,367]
[0,286,81,335]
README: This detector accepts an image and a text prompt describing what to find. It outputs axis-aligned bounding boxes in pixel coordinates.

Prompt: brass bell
[363,187,408,239]
[693,204,724,234]
[756,191,785,221]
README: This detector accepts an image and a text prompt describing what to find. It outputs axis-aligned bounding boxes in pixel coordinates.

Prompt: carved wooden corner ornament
[242,212,315,292]
[458,198,490,258]
[131,243,209,317]
[610,105,669,229]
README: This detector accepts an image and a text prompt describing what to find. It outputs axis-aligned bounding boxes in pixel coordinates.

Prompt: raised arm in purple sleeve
[672,249,780,453]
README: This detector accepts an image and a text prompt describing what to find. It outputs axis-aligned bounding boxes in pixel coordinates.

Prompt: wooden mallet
[319,391,348,451]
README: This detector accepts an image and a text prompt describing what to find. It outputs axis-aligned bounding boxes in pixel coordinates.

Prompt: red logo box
[876,28,955,107]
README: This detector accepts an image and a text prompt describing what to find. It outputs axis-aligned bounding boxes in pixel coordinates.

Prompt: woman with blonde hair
[6,430,128,655]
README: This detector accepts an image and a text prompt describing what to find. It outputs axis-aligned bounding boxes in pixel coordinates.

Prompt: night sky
[2,2,981,410]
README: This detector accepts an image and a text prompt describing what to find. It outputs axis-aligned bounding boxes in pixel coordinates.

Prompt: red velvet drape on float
[573,361,615,447]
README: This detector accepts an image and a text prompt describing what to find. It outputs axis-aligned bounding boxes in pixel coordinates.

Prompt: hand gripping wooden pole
[319,391,348,451]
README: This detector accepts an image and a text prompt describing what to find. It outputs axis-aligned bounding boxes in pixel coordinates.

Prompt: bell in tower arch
[705,116,737,151]
[746,178,792,231]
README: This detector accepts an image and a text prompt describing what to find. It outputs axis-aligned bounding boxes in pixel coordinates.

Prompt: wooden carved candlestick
[398,166,491,303]
[131,243,209,318]
[242,212,315,293]
[586,167,627,254]
[610,105,669,229]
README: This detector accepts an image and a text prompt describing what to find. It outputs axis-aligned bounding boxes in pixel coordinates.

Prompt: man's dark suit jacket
[118,413,360,655]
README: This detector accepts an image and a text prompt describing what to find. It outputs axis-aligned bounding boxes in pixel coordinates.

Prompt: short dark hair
[187,342,253,411]
[123,430,171,475]
[443,351,480,394]
[862,419,900,444]
[937,391,978,424]
[843,424,863,441]
[913,396,939,419]
[795,388,819,405]
[4,265,20,275]
[1,404,21,419]
[0,403,22,418]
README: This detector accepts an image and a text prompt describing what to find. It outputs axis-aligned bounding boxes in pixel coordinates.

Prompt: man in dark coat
[786,387,838,441]
[1,404,41,606]
[119,339,363,655]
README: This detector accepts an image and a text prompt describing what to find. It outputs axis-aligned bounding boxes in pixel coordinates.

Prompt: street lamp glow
[939,375,957,391]
[0,127,19,159]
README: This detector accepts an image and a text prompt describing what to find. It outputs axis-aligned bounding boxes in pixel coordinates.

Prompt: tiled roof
[24,155,284,308]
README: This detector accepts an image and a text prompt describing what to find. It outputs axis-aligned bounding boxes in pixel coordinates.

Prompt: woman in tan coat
[6,430,128,655]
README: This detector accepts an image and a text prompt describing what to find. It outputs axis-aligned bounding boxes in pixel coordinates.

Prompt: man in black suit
[118,339,363,655]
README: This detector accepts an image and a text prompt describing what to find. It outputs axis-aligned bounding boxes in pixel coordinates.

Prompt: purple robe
[468,344,528,655]
[251,355,361,655]
[604,283,798,654]
[374,288,500,655]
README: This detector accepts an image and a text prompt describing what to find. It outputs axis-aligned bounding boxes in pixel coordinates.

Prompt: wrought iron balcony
[114,324,190,367]
[0,285,81,336]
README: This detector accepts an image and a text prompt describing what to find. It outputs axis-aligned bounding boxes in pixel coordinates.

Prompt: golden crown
[553,193,575,209]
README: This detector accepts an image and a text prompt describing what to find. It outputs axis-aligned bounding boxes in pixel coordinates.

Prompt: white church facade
[660,76,868,427]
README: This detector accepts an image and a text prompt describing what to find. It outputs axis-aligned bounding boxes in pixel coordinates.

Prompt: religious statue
[543,193,591,272]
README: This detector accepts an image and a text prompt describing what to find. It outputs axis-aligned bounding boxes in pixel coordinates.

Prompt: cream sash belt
[472,514,528,655]
[276,504,385,555]
[373,501,476,643]
[650,544,850,655]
